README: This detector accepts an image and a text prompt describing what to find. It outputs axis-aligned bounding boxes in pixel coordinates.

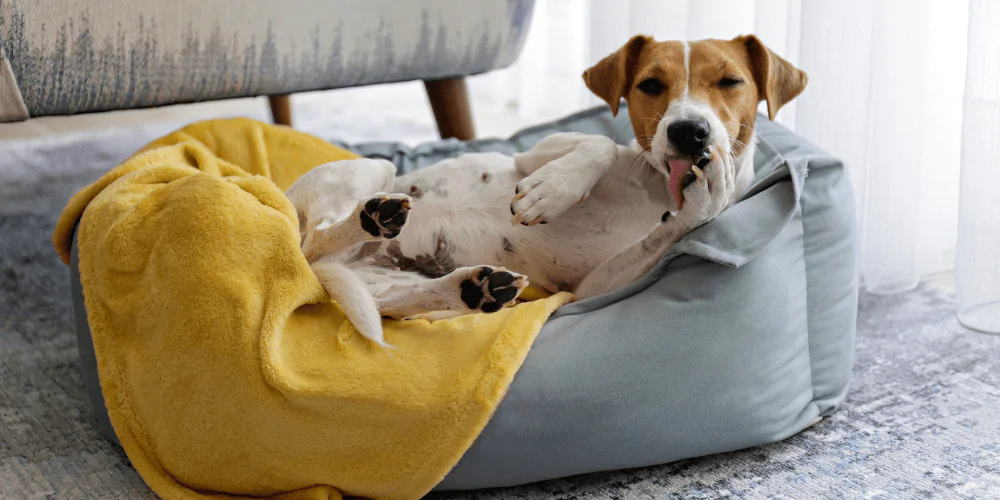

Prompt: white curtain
[471,0,999,320]
[958,0,1000,333]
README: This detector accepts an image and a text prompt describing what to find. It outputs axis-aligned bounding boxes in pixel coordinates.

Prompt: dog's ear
[737,35,808,120]
[582,35,652,116]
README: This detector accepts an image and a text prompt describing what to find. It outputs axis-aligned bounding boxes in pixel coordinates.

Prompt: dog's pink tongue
[668,158,695,208]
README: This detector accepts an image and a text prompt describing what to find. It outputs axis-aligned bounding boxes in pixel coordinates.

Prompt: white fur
[511,133,619,225]
[287,52,759,345]
[310,258,388,346]
[288,132,746,343]
[682,41,691,99]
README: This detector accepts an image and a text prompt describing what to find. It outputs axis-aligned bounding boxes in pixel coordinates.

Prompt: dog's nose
[666,119,711,156]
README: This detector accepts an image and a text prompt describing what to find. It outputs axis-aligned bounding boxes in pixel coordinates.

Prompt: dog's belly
[380,153,661,293]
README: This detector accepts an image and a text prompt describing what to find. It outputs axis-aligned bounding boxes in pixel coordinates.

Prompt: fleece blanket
[53,118,573,500]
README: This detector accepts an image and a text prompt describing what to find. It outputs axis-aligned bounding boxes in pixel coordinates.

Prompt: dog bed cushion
[54,118,573,500]
[329,106,858,490]
[67,105,857,493]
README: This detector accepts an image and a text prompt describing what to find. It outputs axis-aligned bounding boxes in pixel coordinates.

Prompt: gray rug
[1,127,999,499]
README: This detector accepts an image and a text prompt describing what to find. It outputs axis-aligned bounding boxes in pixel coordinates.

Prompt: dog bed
[67,105,857,493]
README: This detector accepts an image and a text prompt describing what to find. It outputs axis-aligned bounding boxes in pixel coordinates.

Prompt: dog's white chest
[387,151,665,292]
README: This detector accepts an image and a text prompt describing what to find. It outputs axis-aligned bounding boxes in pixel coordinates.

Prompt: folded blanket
[53,118,573,500]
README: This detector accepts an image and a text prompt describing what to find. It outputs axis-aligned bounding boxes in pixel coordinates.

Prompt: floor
[0,82,531,145]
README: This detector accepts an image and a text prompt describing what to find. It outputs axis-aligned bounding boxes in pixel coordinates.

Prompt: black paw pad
[360,212,381,237]
[487,271,514,288]
[385,212,407,228]
[460,268,524,312]
[683,172,698,189]
[360,196,411,238]
[481,301,502,313]
[460,279,484,309]
[696,151,712,169]
[490,286,519,304]
[379,198,405,217]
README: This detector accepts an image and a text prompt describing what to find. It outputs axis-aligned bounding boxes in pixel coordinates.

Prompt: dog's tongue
[668,158,695,208]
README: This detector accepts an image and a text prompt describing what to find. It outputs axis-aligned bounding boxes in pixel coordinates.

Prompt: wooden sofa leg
[268,95,292,127]
[424,77,475,140]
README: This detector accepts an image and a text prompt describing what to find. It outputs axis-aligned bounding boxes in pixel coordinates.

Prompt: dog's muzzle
[663,118,714,209]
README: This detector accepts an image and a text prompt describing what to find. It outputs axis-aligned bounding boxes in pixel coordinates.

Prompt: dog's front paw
[360,193,411,239]
[459,266,528,313]
[669,148,735,231]
[510,169,588,226]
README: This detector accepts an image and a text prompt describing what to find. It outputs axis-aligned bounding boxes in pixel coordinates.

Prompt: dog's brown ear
[737,35,808,120]
[582,35,652,116]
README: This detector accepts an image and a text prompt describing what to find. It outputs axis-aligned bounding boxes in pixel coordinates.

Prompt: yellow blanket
[53,118,572,500]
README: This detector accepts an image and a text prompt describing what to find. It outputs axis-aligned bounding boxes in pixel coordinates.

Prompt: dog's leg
[360,266,529,319]
[286,159,412,346]
[285,158,413,262]
[287,158,397,229]
[301,196,412,347]
[574,147,736,299]
[509,133,621,226]
[572,220,684,300]
[301,193,411,262]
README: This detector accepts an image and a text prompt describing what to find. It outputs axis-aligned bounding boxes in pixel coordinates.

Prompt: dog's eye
[636,78,665,96]
[718,77,744,88]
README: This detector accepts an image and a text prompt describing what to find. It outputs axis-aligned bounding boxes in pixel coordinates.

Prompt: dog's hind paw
[458,266,528,313]
[360,193,411,239]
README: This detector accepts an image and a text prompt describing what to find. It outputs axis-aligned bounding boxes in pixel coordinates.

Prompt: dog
[286,35,807,345]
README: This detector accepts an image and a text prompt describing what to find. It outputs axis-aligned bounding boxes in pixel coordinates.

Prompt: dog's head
[583,35,806,204]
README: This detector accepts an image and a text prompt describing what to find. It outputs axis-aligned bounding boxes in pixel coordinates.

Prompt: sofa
[0,0,535,139]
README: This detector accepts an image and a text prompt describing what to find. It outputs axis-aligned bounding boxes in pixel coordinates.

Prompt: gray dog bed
[71,104,857,490]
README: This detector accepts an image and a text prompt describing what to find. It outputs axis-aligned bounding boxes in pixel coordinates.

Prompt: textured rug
[1,127,998,499]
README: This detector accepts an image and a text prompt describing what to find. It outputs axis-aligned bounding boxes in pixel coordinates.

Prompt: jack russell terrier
[287,35,808,345]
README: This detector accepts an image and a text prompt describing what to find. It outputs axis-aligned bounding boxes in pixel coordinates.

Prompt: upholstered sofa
[0,0,535,138]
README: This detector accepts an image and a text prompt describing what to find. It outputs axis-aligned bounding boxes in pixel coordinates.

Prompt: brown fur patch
[384,233,457,278]
[583,35,806,152]
[296,208,307,237]
[481,172,491,183]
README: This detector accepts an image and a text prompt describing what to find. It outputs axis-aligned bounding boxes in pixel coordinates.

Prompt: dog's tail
[310,259,389,347]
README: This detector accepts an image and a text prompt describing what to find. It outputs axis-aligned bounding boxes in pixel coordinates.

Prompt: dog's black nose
[666,119,711,156]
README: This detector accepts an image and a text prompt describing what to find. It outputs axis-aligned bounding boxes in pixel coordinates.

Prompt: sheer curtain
[958,0,1000,333]
[472,0,999,321]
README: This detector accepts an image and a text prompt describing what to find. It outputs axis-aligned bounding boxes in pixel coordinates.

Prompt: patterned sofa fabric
[0,0,534,121]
